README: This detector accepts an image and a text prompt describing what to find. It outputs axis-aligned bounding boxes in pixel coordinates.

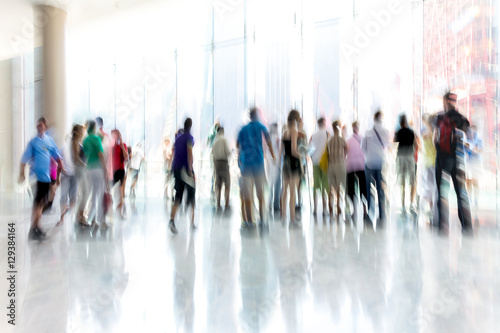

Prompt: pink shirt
[346,133,365,173]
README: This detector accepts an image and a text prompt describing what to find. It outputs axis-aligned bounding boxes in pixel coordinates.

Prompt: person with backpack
[434,91,472,234]
[362,111,390,225]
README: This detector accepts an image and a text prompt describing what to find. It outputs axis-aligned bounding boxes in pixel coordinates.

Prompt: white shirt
[61,139,75,176]
[309,129,329,165]
[130,146,144,170]
[362,122,390,170]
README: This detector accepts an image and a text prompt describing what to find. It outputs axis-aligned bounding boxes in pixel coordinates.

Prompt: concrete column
[35,5,67,146]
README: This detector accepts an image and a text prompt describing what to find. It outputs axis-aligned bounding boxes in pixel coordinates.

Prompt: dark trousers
[365,166,386,221]
[435,154,471,230]
[347,171,367,204]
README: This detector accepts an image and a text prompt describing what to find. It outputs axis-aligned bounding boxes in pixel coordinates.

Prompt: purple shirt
[346,133,365,173]
[171,132,194,171]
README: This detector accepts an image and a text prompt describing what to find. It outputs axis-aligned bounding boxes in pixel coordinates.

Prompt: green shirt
[83,134,104,169]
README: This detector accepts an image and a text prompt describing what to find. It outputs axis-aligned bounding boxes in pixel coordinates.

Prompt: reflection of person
[394,114,417,213]
[327,120,348,216]
[434,92,472,234]
[211,127,231,211]
[169,118,196,234]
[309,118,329,215]
[19,117,64,238]
[237,108,276,227]
[362,111,390,224]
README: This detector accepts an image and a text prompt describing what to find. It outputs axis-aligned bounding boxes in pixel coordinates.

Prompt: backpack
[436,114,456,155]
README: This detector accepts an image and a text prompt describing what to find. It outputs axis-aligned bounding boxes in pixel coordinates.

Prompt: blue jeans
[271,172,281,210]
[365,166,386,221]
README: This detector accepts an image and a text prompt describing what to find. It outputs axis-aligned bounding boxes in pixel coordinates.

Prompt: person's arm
[291,131,300,159]
[187,146,193,176]
[19,140,33,183]
[344,140,349,159]
[361,134,367,155]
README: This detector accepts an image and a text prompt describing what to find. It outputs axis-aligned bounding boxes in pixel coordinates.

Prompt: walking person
[83,120,109,228]
[169,118,196,234]
[280,110,302,226]
[211,127,231,212]
[111,129,129,219]
[19,117,64,238]
[58,124,86,225]
[394,114,417,214]
[309,117,330,216]
[237,108,276,227]
[362,111,390,225]
[327,120,348,217]
[346,121,367,216]
[129,140,145,198]
[419,113,438,225]
[268,123,281,212]
[434,91,472,234]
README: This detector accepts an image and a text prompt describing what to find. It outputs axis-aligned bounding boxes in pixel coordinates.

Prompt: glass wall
[27,0,496,215]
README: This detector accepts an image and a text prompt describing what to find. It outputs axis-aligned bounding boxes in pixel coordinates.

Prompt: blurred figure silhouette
[237,108,276,227]
[211,127,231,212]
[268,123,281,212]
[434,91,472,234]
[327,120,348,217]
[309,117,330,216]
[346,121,367,217]
[394,114,417,214]
[19,117,64,238]
[111,129,129,219]
[362,111,390,225]
[419,114,438,226]
[281,110,302,225]
[465,124,483,208]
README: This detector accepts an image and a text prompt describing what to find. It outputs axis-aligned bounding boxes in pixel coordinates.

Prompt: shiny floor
[1,190,500,333]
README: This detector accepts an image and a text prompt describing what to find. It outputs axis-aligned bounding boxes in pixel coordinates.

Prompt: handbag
[319,147,329,173]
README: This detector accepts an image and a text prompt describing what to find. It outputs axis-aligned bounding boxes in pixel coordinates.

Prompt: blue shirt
[237,121,270,174]
[172,132,195,171]
[20,134,61,183]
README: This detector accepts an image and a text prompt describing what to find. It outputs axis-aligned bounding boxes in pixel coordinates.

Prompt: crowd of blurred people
[20,91,483,238]
[19,116,144,239]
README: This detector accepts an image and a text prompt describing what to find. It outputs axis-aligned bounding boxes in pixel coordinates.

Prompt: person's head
[270,123,278,135]
[332,120,340,134]
[374,110,383,124]
[87,120,96,134]
[36,117,48,135]
[287,109,301,128]
[217,127,224,136]
[399,114,408,128]
[249,107,258,121]
[95,117,103,129]
[184,118,192,132]
[71,124,84,141]
[111,129,121,141]
[443,91,457,111]
[317,117,326,129]
[352,121,359,134]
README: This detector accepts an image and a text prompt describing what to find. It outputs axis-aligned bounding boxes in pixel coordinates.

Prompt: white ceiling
[0,0,163,61]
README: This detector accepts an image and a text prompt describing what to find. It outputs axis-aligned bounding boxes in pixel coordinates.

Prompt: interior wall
[0,59,13,192]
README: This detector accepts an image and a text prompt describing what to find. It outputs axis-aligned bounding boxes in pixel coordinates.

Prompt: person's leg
[224,170,231,209]
[347,172,355,206]
[365,166,373,214]
[289,174,298,222]
[242,175,253,223]
[281,176,290,221]
[59,175,70,223]
[375,169,385,222]
[450,164,472,230]
[95,171,106,225]
[273,171,281,210]
[435,156,444,229]
[255,173,266,222]
[313,166,320,214]
[87,171,97,223]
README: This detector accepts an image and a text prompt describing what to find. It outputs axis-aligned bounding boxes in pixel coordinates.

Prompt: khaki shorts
[328,163,346,191]
[397,154,416,185]
[214,160,230,190]
[241,173,265,200]
[313,165,329,191]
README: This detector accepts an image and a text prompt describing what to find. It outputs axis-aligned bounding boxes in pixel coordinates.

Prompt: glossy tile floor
[1,190,500,333]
